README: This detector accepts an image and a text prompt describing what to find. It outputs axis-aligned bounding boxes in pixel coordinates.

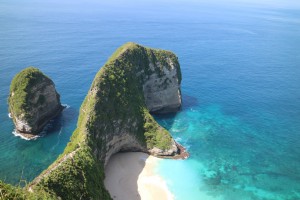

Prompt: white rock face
[15,117,31,133]
[143,59,182,113]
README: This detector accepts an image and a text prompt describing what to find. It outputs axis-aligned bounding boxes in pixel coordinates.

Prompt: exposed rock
[143,58,182,113]
[8,67,63,137]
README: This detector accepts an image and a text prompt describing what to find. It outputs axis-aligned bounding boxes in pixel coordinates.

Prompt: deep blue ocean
[1,0,300,199]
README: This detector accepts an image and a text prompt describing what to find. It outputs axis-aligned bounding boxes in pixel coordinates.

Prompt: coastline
[104,152,174,200]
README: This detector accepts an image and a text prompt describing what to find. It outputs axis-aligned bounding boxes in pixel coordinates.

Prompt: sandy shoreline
[104,152,174,200]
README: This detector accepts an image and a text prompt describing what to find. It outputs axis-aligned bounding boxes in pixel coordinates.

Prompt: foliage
[0,181,56,200]
[8,67,53,119]
[37,147,111,200]
[143,109,172,150]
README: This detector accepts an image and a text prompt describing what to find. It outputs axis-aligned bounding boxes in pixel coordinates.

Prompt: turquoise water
[1,0,300,199]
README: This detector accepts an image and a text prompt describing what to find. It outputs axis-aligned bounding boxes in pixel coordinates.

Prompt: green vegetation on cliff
[1,42,182,200]
[35,146,110,200]
[8,67,53,119]
[0,181,56,200]
[143,109,173,150]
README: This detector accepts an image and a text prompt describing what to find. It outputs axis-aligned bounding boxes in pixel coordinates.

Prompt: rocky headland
[8,67,64,139]
[1,42,187,200]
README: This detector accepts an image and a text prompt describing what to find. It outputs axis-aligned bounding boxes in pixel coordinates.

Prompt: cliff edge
[1,43,185,200]
[8,67,63,138]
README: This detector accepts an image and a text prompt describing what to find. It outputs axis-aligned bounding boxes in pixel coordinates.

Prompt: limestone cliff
[8,67,63,137]
[143,54,182,113]
[0,43,184,200]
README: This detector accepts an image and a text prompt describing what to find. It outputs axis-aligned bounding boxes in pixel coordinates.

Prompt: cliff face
[1,43,183,200]
[8,67,63,137]
[143,56,182,113]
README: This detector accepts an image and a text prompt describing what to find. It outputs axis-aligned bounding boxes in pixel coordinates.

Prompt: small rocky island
[1,43,187,199]
[8,67,63,139]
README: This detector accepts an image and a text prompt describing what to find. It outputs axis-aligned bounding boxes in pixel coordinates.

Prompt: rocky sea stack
[0,43,186,199]
[8,67,63,138]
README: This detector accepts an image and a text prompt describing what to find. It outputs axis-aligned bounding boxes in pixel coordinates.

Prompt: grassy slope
[1,43,181,200]
[0,181,57,200]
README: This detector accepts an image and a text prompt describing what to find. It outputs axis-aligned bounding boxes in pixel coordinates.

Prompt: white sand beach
[104,152,174,200]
